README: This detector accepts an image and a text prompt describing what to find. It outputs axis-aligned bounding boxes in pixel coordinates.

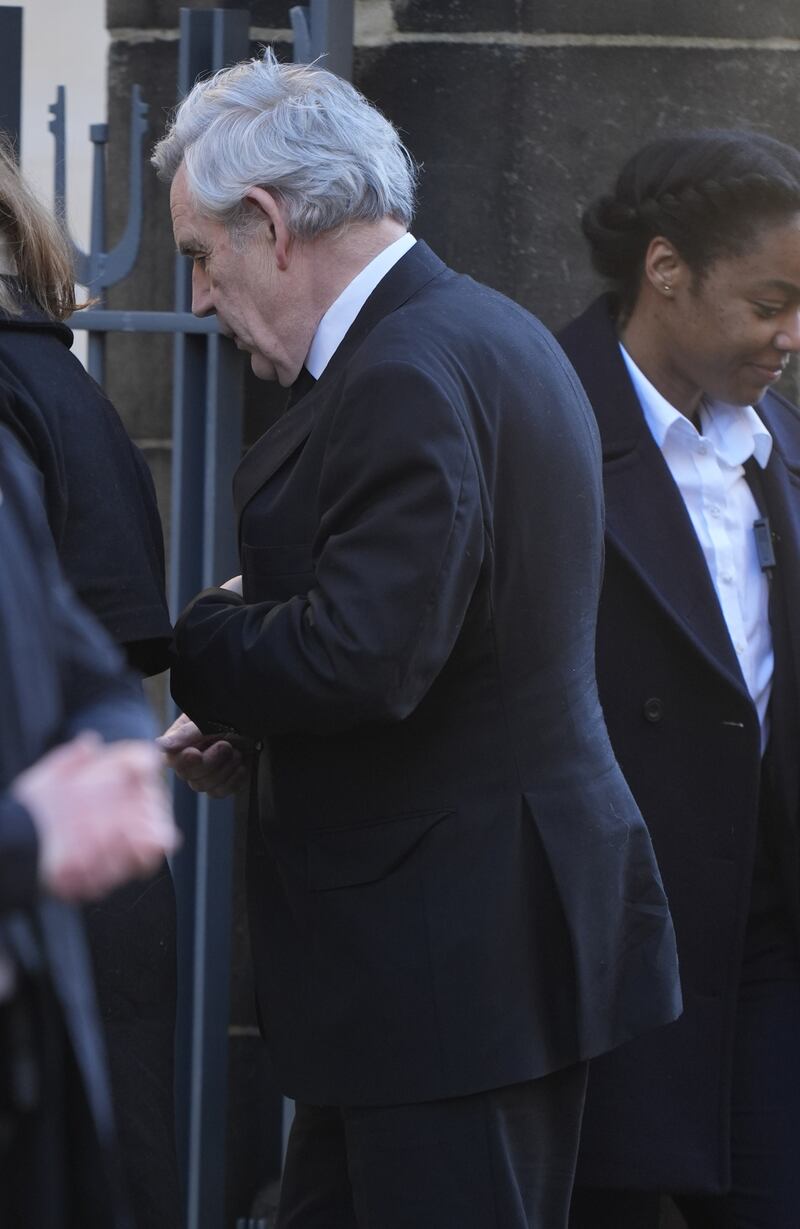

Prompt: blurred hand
[12,732,180,903]
[156,712,250,798]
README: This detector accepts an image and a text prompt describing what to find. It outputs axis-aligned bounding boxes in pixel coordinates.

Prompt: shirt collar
[619,341,773,469]
[700,400,772,469]
[619,341,686,450]
[305,232,416,379]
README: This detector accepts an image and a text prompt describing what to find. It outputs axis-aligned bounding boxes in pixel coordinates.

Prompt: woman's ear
[643,235,686,299]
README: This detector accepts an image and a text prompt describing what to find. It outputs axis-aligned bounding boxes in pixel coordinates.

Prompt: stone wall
[105,1,800,1222]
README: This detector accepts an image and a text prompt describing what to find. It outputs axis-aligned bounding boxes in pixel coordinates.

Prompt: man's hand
[11,733,180,903]
[156,712,250,798]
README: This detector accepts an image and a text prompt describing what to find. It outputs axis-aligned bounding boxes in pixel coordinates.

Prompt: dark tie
[288,365,317,408]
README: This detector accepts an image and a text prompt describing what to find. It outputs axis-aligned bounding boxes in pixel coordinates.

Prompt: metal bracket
[49,83,148,292]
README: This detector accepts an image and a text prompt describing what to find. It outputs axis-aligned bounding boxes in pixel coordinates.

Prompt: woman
[0,138,180,1228]
[560,130,800,1228]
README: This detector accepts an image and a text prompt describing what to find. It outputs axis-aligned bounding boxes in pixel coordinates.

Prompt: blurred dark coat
[0,423,155,1228]
[172,241,681,1107]
[559,294,800,1192]
[0,292,179,1228]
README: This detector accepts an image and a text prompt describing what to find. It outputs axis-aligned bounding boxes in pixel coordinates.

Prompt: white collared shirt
[619,343,774,751]
[305,232,416,379]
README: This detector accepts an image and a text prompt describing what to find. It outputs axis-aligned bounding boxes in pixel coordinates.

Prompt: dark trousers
[85,865,181,1229]
[569,911,800,1229]
[277,1063,588,1229]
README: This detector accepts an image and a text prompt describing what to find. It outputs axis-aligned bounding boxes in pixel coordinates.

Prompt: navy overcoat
[559,295,800,1192]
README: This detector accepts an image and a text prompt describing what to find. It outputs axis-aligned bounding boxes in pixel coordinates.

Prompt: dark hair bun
[581,194,641,282]
[580,129,800,316]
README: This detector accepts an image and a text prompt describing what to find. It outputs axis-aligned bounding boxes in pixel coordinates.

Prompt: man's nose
[774,311,800,353]
[191,264,215,318]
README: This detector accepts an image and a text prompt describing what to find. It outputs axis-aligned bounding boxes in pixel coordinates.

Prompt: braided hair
[582,129,800,320]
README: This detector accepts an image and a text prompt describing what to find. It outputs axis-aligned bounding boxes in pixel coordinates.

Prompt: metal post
[0,6,22,155]
[50,81,149,387]
[169,11,250,1229]
[86,123,109,383]
[290,0,354,80]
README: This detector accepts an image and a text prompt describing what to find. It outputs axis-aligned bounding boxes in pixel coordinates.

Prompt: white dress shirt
[305,232,416,379]
[619,343,774,751]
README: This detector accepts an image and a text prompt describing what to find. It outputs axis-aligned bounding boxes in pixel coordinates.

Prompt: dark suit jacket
[559,295,800,1192]
[0,425,155,1226]
[172,242,681,1107]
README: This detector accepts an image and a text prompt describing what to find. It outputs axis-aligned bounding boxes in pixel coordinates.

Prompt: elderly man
[0,424,179,1228]
[154,51,680,1229]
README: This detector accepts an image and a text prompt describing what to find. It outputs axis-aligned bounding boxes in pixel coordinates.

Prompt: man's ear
[243,186,291,270]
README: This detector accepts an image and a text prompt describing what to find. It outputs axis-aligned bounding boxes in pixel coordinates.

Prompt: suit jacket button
[643,697,663,723]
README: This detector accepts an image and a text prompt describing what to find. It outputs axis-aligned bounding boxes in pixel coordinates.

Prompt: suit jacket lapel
[559,296,746,694]
[233,241,448,522]
[233,389,320,522]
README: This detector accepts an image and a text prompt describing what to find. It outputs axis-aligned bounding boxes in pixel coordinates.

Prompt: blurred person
[559,130,800,1229]
[153,52,680,1229]
[0,138,180,1226]
[0,422,179,1228]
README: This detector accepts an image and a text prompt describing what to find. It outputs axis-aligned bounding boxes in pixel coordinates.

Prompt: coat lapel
[559,296,746,694]
[755,394,800,722]
[233,241,448,522]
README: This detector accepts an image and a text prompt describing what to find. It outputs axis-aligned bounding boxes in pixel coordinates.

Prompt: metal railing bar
[69,310,221,334]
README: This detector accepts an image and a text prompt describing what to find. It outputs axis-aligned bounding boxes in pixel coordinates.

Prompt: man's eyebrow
[177,239,206,257]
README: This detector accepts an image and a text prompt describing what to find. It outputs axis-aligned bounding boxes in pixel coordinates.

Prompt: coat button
[643,697,663,723]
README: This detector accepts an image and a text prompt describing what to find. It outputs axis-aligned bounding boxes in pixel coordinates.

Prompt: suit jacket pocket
[305,809,453,891]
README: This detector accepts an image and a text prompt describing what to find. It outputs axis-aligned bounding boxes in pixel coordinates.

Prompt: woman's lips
[749,361,786,381]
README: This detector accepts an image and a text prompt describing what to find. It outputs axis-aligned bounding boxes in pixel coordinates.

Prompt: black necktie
[288,365,316,408]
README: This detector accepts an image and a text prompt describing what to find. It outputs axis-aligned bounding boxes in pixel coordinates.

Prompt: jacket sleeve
[172,360,485,736]
[0,363,172,677]
[1,425,155,745]
[52,570,156,744]
[0,428,155,914]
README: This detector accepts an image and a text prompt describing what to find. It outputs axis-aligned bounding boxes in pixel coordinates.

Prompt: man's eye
[753,302,782,319]
[194,254,208,269]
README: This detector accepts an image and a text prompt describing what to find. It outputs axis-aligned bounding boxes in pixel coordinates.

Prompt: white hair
[152,48,417,236]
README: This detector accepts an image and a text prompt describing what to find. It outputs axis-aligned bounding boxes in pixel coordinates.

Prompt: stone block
[356,41,800,332]
[107,0,289,33]
[392,0,799,38]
